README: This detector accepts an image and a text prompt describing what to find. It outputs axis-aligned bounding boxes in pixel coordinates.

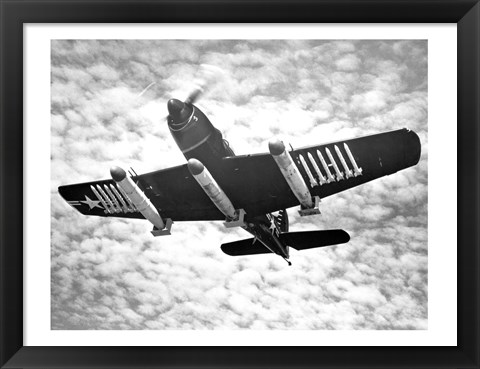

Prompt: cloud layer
[51,40,428,330]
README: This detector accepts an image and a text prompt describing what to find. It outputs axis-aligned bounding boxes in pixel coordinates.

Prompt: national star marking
[80,195,102,210]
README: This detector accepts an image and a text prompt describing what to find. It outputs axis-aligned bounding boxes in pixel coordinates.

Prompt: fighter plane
[58,73,421,266]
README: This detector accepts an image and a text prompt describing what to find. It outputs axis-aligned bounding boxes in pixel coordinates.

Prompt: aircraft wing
[58,128,420,222]
[58,164,226,221]
[215,128,421,217]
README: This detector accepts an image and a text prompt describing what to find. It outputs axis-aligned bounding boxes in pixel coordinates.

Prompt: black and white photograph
[51,39,428,330]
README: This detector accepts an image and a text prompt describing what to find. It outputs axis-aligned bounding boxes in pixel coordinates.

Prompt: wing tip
[404,129,422,167]
[57,184,67,198]
[57,184,90,215]
[340,229,350,244]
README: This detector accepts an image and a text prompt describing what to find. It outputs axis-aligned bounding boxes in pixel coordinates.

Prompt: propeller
[164,64,225,124]
[185,64,225,105]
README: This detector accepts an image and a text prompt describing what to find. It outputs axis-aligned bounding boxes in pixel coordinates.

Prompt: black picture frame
[1,1,479,368]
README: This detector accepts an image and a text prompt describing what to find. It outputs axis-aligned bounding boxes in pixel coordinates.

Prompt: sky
[51,40,428,330]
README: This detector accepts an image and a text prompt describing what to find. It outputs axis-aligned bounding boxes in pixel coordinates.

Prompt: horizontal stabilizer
[221,239,270,256]
[221,229,350,257]
[280,229,350,250]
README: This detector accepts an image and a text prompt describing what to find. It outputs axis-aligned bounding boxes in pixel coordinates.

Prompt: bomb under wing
[187,158,246,227]
[110,166,172,236]
[269,139,320,216]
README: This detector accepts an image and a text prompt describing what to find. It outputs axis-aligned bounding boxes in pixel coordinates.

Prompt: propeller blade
[185,64,225,105]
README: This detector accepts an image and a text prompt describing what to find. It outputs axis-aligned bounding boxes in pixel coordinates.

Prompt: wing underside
[58,164,225,221]
[217,128,421,216]
[58,128,420,222]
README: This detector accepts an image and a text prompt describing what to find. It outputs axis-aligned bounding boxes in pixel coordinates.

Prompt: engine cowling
[167,99,233,166]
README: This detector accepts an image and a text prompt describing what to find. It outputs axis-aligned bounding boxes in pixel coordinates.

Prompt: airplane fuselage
[167,99,291,262]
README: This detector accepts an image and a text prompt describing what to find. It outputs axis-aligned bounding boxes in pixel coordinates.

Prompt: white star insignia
[80,195,102,210]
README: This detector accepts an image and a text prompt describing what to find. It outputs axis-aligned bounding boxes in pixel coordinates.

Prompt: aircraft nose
[167,98,193,126]
[167,99,185,117]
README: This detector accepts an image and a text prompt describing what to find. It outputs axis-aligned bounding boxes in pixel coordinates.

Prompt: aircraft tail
[220,229,349,256]
[221,238,271,256]
[279,229,350,250]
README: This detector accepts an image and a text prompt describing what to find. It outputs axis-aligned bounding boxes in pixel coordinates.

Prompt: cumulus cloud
[51,40,428,330]
[335,54,362,71]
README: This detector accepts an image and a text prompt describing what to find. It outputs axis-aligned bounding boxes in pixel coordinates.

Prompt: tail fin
[280,229,349,250]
